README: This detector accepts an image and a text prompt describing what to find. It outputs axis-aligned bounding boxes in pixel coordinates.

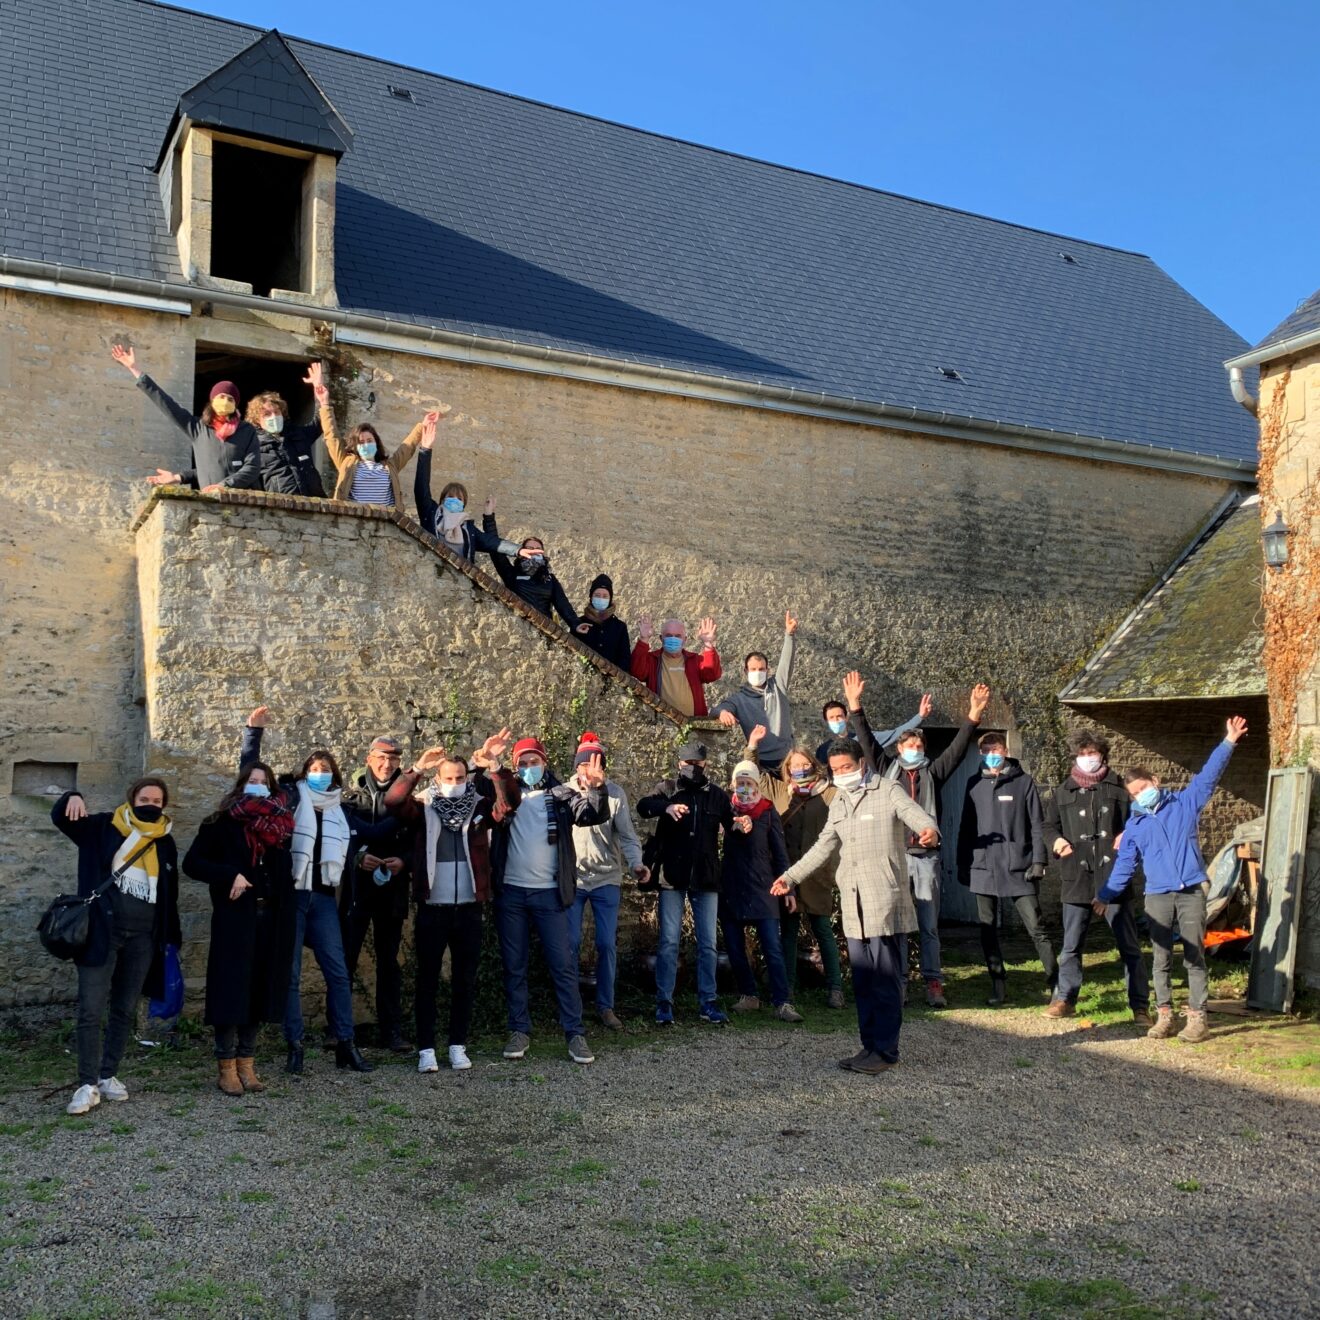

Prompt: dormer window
[154,29,352,307]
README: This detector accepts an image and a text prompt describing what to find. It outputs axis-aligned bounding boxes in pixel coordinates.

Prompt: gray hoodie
[712,631,797,765]
[571,779,644,890]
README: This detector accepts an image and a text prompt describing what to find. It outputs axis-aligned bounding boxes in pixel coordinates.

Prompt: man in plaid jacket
[773,737,938,1075]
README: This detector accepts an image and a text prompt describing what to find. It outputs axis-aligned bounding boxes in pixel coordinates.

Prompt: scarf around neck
[583,603,615,624]
[424,780,478,831]
[111,802,171,903]
[1070,762,1109,791]
[229,794,295,860]
[290,780,350,890]
[731,794,772,821]
[439,507,470,548]
[211,417,239,441]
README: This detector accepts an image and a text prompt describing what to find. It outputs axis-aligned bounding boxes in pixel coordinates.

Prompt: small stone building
[1,1,1262,1005]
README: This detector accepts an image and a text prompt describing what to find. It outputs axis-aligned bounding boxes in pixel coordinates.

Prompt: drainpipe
[1229,366,1258,415]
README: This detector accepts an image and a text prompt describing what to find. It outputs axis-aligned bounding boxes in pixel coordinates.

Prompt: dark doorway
[210,140,305,296]
[192,347,316,427]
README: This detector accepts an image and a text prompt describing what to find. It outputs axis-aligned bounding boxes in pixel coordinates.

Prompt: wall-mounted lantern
[1262,510,1291,571]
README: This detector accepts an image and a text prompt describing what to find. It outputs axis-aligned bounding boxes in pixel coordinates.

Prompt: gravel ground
[1,979,1317,1319]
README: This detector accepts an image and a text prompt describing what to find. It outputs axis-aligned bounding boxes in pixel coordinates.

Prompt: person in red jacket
[630,614,722,717]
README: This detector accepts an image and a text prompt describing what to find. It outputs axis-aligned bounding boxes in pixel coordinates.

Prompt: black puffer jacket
[957,759,1047,898]
[636,774,734,893]
[1043,771,1133,904]
[259,419,325,497]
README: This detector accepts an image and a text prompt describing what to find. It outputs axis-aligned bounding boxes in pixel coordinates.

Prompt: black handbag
[37,838,159,961]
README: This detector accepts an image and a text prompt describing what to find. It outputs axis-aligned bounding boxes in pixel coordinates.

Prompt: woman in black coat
[51,779,182,1117]
[573,573,631,670]
[719,761,801,1021]
[183,759,297,1096]
[485,530,580,628]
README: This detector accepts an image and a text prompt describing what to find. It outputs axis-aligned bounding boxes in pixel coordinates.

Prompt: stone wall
[0,288,1253,1006]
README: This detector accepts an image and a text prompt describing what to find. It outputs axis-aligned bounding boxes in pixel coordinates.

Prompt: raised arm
[777,615,797,693]
[240,706,269,774]
[413,447,439,531]
[1184,721,1244,812]
[929,685,988,780]
[314,377,348,471]
[390,411,442,473]
[695,618,721,683]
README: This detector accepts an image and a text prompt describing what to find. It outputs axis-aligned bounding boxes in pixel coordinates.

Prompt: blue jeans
[567,884,621,1012]
[906,854,942,979]
[655,888,718,1008]
[1056,901,1150,1009]
[848,933,907,1063]
[722,916,791,1006]
[285,890,355,1045]
[495,885,585,1040]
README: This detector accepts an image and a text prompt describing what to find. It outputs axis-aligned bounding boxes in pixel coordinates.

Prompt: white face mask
[747,670,768,689]
[437,781,467,799]
[833,769,864,792]
[1075,754,1103,774]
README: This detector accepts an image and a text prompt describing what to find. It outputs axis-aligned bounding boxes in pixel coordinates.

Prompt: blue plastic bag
[148,943,184,1020]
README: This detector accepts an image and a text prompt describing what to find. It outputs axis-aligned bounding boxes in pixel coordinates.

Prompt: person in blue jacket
[1094,716,1248,1044]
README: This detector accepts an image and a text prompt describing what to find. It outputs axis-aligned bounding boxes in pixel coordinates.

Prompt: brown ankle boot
[236,1057,266,1093]
[1146,1006,1178,1039]
[216,1058,243,1096]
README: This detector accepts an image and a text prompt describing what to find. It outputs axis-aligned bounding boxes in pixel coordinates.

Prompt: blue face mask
[441,496,465,514]
[518,763,544,788]
[1134,786,1161,812]
[306,771,333,792]
[661,635,684,654]
[982,753,1005,770]
[590,595,611,612]
[900,748,924,765]
[356,441,378,460]
[827,718,846,736]
[243,782,271,798]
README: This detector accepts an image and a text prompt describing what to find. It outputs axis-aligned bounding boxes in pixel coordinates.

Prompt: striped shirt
[350,460,393,506]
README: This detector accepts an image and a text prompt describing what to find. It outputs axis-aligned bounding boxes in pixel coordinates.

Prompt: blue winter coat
[1097,740,1235,902]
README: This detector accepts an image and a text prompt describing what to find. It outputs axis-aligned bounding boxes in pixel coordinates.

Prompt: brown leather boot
[236,1057,266,1093]
[216,1058,243,1096]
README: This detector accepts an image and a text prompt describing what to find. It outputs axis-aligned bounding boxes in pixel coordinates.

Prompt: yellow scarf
[110,802,171,903]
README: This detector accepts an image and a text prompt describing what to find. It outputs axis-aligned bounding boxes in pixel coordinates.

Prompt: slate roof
[161,29,352,163]
[1239,287,1320,364]
[1,0,1258,467]
[1060,496,1265,703]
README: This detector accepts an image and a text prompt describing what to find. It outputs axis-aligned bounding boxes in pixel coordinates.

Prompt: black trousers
[975,893,1058,983]
[75,893,155,1087]
[342,884,405,1036]
[415,902,483,1050]
[213,1023,260,1059]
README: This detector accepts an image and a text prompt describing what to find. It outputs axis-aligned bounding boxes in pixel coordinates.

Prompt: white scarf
[440,508,469,550]
[291,780,351,891]
[112,822,171,904]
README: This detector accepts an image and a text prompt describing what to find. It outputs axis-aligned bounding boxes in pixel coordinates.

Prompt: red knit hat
[209,380,240,406]
[574,731,606,768]
[511,736,547,764]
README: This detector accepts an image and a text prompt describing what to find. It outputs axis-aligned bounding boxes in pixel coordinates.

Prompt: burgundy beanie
[210,380,240,406]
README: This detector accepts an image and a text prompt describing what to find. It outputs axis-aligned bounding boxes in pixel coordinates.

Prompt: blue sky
[209,0,1314,344]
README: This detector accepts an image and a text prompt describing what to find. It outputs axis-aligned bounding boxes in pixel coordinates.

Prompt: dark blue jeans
[495,884,585,1040]
[1056,901,1150,1010]
[285,890,355,1045]
[567,884,621,1012]
[848,933,907,1063]
[721,916,791,1007]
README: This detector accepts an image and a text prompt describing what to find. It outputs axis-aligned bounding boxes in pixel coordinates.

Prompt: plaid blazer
[782,776,937,939]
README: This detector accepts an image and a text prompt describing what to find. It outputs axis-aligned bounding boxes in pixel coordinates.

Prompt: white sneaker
[448,1045,472,1071]
[97,1076,129,1102]
[417,1049,439,1074]
[67,1084,101,1115]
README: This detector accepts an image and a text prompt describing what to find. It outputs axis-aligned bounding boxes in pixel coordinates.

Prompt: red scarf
[1070,762,1109,791]
[212,417,239,441]
[731,794,772,821]
[229,795,295,860]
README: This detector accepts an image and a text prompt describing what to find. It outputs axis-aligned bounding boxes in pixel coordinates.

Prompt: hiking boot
[698,1004,729,1025]
[97,1075,129,1102]
[826,988,846,1009]
[847,1051,898,1075]
[598,1009,624,1032]
[837,1048,871,1071]
[502,1032,531,1059]
[386,1030,411,1055]
[335,1041,375,1073]
[925,978,947,1009]
[732,995,762,1014]
[66,1084,100,1116]
[1131,1007,1154,1028]
[216,1058,243,1097]
[986,976,1008,1007]
[448,1045,472,1070]
[567,1035,595,1065]
[1177,1009,1210,1044]
[1146,1006,1178,1039]
[417,1048,439,1074]
[1044,999,1075,1019]
[235,1058,265,1093]
[655,1001,674,1026]
[774,1003,804,1023]
[285,1043,304,1074]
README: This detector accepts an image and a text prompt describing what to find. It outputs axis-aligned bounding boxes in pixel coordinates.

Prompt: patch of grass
[1016,1276,1163,1318]
[638,1176,659,1189]
[238,1190,274,1204]
[109,1121,135,1135]
[24,1177,62,1204]
[1013,1057,1034,1068]
[917,1134,941,1148]
[564,1158,609,1184]
[1174,1178,1201,1193]
[476,1253,541,1287]
[150,1277,228,1308]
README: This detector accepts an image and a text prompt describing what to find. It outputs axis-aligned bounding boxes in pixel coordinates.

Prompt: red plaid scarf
[229,794,295,860]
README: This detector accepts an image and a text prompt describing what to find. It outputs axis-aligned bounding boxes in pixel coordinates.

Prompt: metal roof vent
[387,85,415,102]
[937,366,963,382]
[1060,252,1079,265]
